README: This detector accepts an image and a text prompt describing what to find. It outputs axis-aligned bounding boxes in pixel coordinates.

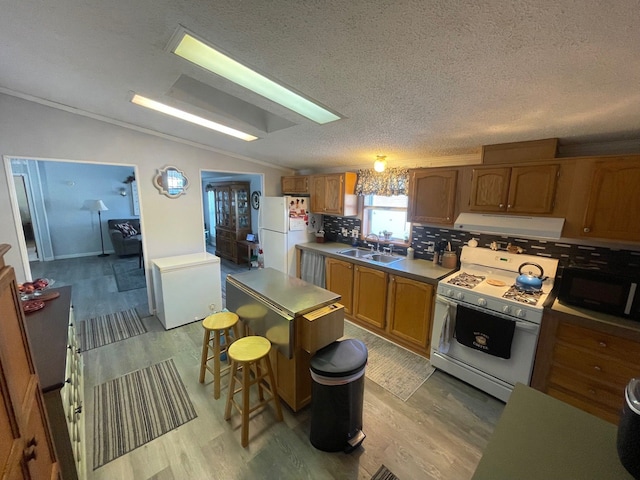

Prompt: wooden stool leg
[199,328,210,383]
[264,356,283,422]
[224,360,238,420]
[241,362,251,447]
[255,361,265,401]
[213,330,222,399]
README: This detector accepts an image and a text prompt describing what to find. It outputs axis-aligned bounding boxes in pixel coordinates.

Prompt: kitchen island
[226,268,344,411]
[472,383,633,479]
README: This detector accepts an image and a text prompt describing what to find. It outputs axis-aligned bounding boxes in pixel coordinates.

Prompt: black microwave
[557,267,640,320]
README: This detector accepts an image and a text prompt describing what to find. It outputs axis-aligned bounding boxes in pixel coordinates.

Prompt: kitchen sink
[337,248,371,258]
[337,248,404,265]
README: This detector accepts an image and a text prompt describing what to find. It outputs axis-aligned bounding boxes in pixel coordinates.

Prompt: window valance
[355,168,409,196]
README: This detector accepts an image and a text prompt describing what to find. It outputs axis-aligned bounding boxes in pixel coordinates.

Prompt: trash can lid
[310,339,368,377]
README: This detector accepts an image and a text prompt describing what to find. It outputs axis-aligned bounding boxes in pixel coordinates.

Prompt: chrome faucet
[365,233,380,252]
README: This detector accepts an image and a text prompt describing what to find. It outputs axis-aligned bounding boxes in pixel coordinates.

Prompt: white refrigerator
[259,196,322,277]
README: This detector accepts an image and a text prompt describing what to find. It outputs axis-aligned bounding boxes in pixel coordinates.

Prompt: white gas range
[430,246,559,402]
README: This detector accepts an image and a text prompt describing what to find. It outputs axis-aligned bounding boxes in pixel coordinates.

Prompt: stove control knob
[502,305,512,314]
[478,298,487,307]
[515,309,526,318]
[445,288,454,297]
[455,292,464,301]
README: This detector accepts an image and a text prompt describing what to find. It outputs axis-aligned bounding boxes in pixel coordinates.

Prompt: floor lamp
[85,199,110,257]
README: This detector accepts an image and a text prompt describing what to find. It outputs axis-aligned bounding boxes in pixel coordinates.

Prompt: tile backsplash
[322,215,640,275]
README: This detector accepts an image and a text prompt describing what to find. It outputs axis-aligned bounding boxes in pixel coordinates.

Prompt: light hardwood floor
[30,254,504,480]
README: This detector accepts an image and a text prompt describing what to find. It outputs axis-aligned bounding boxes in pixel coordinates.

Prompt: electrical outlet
[427,242,435,253]
[341,228,348,236]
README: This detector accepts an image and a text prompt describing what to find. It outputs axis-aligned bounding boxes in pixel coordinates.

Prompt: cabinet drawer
[299,303,344,353]
[547,387,621,425]
[556,322,640,363]
[552,343,640,388]
[548,364,625,412]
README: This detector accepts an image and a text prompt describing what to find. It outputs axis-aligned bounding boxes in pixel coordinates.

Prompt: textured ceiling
[1,0,639,171]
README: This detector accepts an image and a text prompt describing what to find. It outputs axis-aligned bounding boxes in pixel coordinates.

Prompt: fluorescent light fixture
[131,94,258,141]
[173,32,341,125]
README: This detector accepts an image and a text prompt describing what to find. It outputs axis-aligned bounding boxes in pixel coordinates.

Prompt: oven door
[430,294,540,388]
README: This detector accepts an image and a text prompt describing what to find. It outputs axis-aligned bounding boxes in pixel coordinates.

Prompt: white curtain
[301,251,325,287]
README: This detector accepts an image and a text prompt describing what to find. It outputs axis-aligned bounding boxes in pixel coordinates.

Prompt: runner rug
[343,320,435,401]
[112,259,146,292]
[93,358,197,469]
[80,308,147,351]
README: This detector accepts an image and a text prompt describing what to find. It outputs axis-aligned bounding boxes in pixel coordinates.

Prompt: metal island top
[227,267,340,317]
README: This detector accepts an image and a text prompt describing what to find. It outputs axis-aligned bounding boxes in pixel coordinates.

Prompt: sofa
[108,218,141,257]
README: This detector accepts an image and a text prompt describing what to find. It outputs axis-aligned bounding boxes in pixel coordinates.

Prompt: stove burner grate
[447,272,486,289]
[502,285,544,305]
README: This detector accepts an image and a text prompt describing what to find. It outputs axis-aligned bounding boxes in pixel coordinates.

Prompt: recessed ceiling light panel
[171,30,341,125]
[130,94,258,141]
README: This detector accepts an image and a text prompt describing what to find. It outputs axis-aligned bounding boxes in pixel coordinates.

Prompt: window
[362,195,410,244]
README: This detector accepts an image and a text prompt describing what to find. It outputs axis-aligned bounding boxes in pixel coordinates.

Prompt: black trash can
[618,377,640,478]
[309,339,368,453]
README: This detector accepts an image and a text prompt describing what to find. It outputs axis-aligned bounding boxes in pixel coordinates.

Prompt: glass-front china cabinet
[212,182,251,262]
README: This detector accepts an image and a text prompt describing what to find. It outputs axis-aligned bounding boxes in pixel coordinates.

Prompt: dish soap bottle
[406,246,414,260]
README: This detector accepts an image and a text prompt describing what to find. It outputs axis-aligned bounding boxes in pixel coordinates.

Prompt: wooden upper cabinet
[470,164,559,214]
[309,173,357,216]
[281,176,309,195]
[408,168,458,224]
[582,157,640,241]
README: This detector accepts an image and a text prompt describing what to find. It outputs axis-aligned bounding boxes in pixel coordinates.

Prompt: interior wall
[0,93,290,284]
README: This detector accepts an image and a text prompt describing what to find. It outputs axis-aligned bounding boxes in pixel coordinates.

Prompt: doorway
[13,174,39,261]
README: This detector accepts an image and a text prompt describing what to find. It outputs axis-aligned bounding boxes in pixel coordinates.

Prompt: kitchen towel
[438,299,453,354]
[454,305,515,359]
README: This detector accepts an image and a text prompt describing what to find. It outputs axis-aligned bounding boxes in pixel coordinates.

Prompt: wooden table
[236,240,259,269]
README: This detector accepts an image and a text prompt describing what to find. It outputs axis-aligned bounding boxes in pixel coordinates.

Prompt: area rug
[93,358,197,469]
[343,320,435,401]
[112,260,146,292]
[372,464,400,480]
[80,308,147,351]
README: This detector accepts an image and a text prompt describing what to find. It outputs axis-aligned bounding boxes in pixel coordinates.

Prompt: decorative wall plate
[251,191,261,209]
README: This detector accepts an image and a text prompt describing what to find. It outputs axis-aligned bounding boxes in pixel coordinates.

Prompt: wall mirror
[153,166,189,198]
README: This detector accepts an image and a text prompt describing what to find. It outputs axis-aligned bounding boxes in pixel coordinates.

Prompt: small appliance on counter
[557,266,639,320]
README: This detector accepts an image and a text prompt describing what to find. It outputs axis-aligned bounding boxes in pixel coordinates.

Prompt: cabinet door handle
[598,341,607,348]
[499,204,504,208]
[584,227,591,233]
[593,365,602,371]
[26,437,38,448]
[507,204,512,209]
[23,447,37,463]
[589,389,597,395]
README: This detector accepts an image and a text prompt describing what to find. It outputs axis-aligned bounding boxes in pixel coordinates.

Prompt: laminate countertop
[296,242,455,284]
[472,383,633,480]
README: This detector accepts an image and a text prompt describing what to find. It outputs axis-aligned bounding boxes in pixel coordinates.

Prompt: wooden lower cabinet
[531,307,640,424]
[325,258,354,315]
[387,275,434,351]
[324,255,434,357]
[353,265,387,329]
[0,244,59,479]
[269,303,344,412]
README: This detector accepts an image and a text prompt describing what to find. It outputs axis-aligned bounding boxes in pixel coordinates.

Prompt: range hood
[454,213,565,240]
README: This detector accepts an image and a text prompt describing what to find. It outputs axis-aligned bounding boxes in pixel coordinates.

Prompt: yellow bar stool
[224,336,283,447]
[199,311,241,399]
[235,303,268,336]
